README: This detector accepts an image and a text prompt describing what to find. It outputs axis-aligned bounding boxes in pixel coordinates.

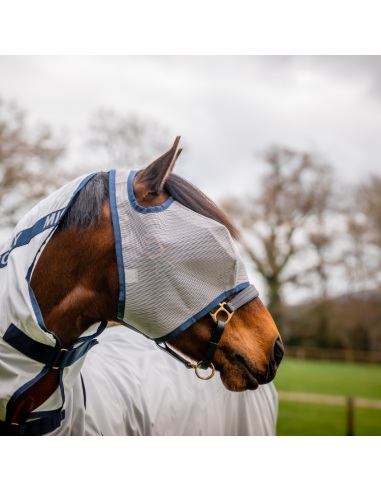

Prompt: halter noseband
[155,284,259,380]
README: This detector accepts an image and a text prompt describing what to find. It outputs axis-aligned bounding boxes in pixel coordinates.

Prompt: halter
[155,284,259,380]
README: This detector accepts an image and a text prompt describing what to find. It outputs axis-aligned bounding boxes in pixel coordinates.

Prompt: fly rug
[0,136,284,436]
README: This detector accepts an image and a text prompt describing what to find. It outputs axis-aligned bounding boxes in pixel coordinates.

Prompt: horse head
[133,136,284,391]
[13,135,283,426]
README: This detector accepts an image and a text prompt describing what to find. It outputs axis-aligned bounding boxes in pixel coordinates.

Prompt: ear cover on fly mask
[110,169,250,343]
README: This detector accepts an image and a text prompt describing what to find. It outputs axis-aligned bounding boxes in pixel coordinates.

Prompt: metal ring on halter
[154,286,259,380]
[194,361,215,380]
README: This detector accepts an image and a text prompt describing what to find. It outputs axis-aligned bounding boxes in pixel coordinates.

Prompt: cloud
[0,55,380,203]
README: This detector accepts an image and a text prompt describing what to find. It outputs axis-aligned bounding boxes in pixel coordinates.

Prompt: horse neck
[10,202,119,423]
[30,201,119,347]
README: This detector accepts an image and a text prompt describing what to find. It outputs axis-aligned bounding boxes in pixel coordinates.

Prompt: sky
[1,56,380,201]
[1,56,380,301]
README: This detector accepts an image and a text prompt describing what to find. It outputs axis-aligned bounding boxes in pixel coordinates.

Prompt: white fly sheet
[0,169,278,435]
[0,173,100,430]
[48,326,278,436]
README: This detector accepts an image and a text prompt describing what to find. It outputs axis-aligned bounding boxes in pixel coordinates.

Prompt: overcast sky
[1,56,380,201]
[1,56,380,302]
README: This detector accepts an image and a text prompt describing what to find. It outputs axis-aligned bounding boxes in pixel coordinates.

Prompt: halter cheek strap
[155,284,259,380]
[198,320,225,370]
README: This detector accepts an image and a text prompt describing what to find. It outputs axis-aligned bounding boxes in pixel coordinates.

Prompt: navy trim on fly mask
[127,170,174,214]
[109,169,126,321]
[154,284,260,375]
[152,281,250,344]
[109,169,175,323]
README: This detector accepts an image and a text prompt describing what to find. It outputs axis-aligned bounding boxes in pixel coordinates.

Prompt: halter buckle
[209,302,233,324]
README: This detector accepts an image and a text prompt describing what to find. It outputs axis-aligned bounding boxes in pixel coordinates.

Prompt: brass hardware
[194,361,215,380]
[11,422,19,426]
[209,302,234,324]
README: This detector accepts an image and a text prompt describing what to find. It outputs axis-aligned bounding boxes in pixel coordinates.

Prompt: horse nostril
[272,337,284,366]
[262,338,284,384]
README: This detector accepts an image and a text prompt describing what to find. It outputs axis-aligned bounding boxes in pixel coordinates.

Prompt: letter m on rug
[44,213,56,228]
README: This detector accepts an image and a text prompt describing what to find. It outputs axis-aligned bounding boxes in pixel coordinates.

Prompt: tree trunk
[266,275,283,330]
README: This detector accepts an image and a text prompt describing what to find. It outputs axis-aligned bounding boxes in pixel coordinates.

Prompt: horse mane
[58,172,110,232]
[58,171,240,241]
[164,174,240,241]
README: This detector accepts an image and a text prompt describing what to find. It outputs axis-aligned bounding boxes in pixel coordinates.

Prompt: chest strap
[1,322,106,435]
[3,323,99,369]
[0,410,66,436]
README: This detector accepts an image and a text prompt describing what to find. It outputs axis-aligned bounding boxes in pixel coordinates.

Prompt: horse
[1,136,284,435]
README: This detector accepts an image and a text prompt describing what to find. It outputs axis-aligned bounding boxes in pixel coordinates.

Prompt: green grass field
[273,357,381,436]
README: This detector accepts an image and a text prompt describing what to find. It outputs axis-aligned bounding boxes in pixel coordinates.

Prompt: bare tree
[0,97,68,237]
[282,175,381,350]
[222,146,335,327]
[352,175,381,287]
[85,109,168,170]
[358,175,381,247]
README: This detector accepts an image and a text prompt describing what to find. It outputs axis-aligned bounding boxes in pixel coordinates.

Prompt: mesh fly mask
[110,170,259,379]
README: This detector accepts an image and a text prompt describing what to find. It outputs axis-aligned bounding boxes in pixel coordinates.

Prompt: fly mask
[110,169,259,378]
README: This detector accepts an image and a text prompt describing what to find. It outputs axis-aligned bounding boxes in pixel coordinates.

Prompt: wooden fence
[284,345,381,364]
[278,391,381,409]
[278,391,381,435]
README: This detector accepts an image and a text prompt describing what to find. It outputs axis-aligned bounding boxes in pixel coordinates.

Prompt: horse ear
[139,136,182,194]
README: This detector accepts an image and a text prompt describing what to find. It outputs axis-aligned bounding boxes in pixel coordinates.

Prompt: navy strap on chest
[1,322,106,436]
[3,323,99,369]
[0,410,66,436]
